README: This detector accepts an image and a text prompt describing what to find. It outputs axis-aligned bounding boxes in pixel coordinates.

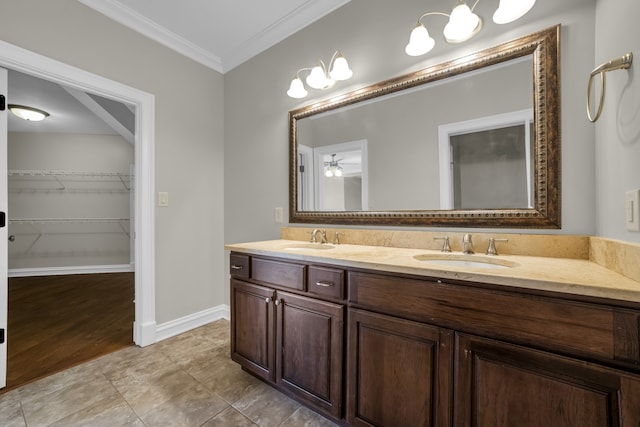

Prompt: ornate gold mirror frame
[289,25,560,228]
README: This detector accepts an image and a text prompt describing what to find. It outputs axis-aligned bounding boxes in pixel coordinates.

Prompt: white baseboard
[8,264,135,278]
[155,304,230,342]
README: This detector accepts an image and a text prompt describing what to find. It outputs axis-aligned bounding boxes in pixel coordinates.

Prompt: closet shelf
[8,169,132,191]
[10,218,130,224]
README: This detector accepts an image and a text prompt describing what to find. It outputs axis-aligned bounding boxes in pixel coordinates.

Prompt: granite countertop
[225,239,640,303]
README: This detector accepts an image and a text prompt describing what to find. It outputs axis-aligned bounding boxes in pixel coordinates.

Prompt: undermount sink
[413,254,519,269]
[283,243,336,251]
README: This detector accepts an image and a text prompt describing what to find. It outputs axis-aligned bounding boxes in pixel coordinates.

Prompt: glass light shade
[405,23,435,56]
[329,55,353,81]
[443,2,481,43]
[334,169,342,177]
[325,169,333,177]
[493,0,536,24]
[306,65,330,89]
[287,77,308,98]
[8,104,49,121]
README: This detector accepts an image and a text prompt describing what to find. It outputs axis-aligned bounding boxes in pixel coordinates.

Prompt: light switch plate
[158,192,169,207]
[626,189,640,231]
[275,207,283,223]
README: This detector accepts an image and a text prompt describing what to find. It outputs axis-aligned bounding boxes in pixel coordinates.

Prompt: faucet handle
[486,238,508,256]
[433,236,452,252]
[333,232,342,245]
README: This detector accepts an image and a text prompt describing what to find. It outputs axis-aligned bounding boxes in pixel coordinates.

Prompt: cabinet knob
[275,299,281,306]
[265,297,271,304]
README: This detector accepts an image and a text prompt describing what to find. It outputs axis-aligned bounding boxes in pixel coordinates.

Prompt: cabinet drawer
[252,257,306,291]
[349,271,640,365]
[308,266,344,300]
[230,253,250,279]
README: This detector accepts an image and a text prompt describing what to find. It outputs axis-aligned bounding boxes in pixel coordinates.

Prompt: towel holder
[586,52,633,122]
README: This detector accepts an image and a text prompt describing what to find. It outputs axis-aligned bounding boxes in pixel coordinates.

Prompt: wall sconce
[8,104,50,121]
[287,51,353,99]
[405,0,536,56]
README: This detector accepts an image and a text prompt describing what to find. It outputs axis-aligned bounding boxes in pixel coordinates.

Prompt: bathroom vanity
[227,240,640,426]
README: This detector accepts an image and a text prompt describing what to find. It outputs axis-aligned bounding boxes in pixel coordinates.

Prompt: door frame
[0,40,156,347]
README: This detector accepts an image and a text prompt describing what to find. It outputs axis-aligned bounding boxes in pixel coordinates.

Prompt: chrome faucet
[462,234,474,254]
[310,228,327,244]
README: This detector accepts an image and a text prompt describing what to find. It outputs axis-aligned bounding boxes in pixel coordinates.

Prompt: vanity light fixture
[287,51,353,99]
[8,104,50,121]
[405,0,536,56]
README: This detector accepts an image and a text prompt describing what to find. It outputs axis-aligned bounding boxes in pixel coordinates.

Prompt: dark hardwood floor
[3,273,134,393]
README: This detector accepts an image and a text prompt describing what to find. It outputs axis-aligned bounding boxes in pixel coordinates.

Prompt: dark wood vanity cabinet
[230,254,345,419]
[454,333,640,427]
[347,308,453,427]
[230,252,640,426]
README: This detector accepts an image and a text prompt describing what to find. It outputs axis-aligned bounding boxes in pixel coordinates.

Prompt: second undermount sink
[413,254,519,269]
[283,243,336,251]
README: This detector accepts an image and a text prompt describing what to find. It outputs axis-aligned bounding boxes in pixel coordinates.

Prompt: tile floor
[0,319,339,426]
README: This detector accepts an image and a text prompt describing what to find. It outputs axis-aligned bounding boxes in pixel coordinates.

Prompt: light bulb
[286,77,308,98]
[405,23,435,56]
[443,2,481,43]
[329,55,353,81]
[306,65,330,89]
[493,0,536,24]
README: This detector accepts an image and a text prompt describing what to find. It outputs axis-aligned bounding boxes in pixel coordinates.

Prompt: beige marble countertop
[225,239,640,304]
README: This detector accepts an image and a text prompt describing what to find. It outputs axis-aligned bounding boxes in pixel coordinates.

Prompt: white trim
[8,264,134,278]
[78,0,223,72]
[0,40,156,348]
[438,109,534,209]
[298,144,315,211]
[155,305,230,342]
[221,0,351,72]
[78,0,350,73]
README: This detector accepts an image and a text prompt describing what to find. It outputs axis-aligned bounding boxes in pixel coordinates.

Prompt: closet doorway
[0,40,156,392]
[4,69,134,392]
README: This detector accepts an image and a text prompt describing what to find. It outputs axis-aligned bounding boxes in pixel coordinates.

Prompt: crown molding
[221,0,351,72]
[79,0,351,74]
[78,0,224,72]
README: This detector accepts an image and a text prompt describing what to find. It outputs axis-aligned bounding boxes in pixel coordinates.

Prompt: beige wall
[0,0,225,324]
[594,0,640,243]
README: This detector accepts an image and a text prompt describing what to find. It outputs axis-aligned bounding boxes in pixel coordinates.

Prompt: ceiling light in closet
[8,104,50,121]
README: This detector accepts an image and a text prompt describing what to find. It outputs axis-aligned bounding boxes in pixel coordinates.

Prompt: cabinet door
[347,308,453,427]
[454,333,640,427]
[230,279,274,382]
[275,291,344,418]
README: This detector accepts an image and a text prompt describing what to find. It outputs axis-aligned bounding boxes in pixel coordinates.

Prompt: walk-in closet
[3,69,136,392]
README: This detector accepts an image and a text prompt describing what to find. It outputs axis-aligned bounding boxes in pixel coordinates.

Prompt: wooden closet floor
[3,272,134,393]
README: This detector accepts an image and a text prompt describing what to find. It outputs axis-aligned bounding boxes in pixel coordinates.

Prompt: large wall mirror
[289,26,560,228]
